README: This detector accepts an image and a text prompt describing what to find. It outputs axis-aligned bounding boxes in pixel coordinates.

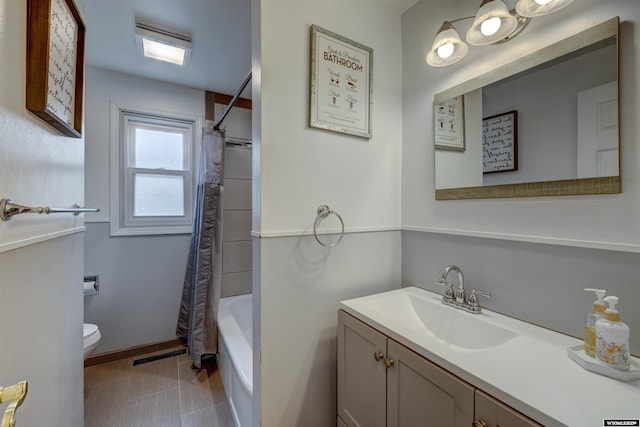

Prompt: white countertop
[340,286,640,427]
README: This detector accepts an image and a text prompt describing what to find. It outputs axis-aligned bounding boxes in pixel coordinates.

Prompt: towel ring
[313,205,344,247]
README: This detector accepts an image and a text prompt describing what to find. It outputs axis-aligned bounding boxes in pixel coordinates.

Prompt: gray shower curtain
[176,123,224,369]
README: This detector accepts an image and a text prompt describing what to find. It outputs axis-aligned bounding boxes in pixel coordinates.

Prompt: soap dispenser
[595,296,631,370]
[584,288,607,358]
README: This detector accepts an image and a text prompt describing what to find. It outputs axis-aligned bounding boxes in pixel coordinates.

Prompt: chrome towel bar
[0,198,99,221]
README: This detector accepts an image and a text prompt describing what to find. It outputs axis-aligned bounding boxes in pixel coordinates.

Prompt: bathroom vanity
[337,287,639,427]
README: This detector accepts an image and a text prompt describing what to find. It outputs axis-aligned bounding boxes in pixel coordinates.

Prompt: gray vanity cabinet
[338,310,474,426]
[386,339,475,427]
[474,390,543,427]
[337,309,388,426]
[337,310,541,427]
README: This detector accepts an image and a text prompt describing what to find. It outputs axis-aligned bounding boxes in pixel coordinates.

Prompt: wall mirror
[434,17,620,200]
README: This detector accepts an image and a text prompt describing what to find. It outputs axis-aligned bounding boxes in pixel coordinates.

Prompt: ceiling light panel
[135,23,192,66]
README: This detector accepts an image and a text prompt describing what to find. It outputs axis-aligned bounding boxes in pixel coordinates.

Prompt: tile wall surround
[221,145,253,298]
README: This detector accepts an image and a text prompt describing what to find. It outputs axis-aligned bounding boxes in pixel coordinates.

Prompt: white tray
[567,345,640,382]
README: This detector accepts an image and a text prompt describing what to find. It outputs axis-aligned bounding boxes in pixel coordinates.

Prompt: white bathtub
[218,294,252,427]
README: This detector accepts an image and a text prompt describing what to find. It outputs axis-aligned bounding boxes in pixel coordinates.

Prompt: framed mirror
[434,17,619,200]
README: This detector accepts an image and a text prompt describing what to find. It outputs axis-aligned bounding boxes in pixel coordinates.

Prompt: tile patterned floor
[84,347,234,427]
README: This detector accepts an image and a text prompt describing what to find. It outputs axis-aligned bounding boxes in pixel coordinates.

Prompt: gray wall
[84,67,252,354]
[83,67,204,354]
[257,232,401,426]
[0,235,85,426]
[84,224,190,353]
[402,231,640,355]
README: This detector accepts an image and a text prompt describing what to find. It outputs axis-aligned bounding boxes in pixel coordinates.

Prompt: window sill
[109,225,192,237]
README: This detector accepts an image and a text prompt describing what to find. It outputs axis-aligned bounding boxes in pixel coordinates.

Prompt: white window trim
[109,102,202,236]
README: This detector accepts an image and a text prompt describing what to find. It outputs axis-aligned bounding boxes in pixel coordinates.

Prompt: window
[110,104,201,235]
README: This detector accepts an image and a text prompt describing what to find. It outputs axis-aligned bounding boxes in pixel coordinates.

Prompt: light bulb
[437,43,454,59]
[480,17,502,36]
[535,0,553,4]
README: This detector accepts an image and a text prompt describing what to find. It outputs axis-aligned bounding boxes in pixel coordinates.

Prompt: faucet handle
[435,279,455,300]
[466,289,491,313]
[456,287,466,304]
[471,289,491,299]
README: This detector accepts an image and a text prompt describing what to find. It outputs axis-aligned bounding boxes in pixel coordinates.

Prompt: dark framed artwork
[483,110,518,173]
[26,0,86,138]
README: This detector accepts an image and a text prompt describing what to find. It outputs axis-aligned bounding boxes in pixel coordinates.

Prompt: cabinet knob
[472,420,488,427]
[384,358,394,368]
[373,352,384,362]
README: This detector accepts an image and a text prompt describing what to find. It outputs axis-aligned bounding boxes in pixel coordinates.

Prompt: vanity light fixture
[426,0,574,67]
[135,23,192,66]
[466,0,518,46]
[425,21,469,67]
[516,0,574,17]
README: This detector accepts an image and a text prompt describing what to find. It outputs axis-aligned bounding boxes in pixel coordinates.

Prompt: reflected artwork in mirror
[434,17,619,200]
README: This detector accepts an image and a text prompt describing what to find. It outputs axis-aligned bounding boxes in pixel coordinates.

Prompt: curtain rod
[214,71,252,131]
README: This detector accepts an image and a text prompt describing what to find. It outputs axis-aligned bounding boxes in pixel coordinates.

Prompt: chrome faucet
[435,265,491,314]
[435,265,465,304]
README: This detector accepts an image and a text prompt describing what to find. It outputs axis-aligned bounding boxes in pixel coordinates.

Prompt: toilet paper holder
[84,275,99,296]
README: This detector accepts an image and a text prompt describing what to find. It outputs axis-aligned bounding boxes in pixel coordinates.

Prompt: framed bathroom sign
[26,0,86,138]
[434,95,465,151]
[309,25,373,139]
[482,110,518,173]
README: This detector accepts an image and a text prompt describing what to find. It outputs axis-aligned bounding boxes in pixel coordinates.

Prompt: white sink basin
[346,287,517,351]
[340,286,640,427]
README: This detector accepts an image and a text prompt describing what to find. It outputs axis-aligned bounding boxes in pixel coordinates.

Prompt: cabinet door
[338,310,388,427]
[474,390,543,427]
[387,340,474,427]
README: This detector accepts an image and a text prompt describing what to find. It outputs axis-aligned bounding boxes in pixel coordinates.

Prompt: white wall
[403,0,640,252]
[0,0,85,424]
[254,0,405,424]
[435,89,483,189]
[402,0,640,355]
[257,3,403,235]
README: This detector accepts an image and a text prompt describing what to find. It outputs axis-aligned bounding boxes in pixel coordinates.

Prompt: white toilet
[83,323,101,360]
